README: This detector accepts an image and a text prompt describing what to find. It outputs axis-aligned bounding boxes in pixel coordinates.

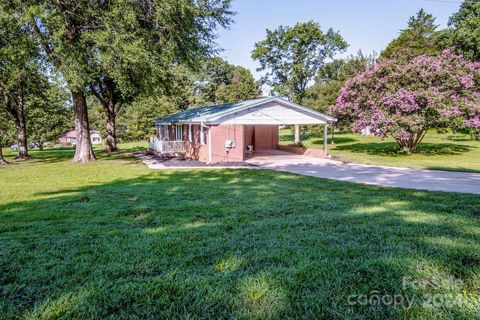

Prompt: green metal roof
[155,97,275,124]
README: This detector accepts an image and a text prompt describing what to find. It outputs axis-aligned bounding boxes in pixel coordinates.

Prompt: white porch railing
[149,137,185,154]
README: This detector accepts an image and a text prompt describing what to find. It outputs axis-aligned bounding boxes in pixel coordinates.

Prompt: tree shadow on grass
[3,145,147,165]
[446,134,477,142]
[309,137,357,145]
[335,142,475,157]
[1,170,479,318]
[279,133,356,146]
[3,146,75,164]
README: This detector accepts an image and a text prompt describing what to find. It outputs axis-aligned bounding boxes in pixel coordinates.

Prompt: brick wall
[210,124,245,163]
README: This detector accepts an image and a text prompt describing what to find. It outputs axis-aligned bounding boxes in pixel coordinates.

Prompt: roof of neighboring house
[155,97,335,124]
[60,130,100,138]
[60,130,76,139]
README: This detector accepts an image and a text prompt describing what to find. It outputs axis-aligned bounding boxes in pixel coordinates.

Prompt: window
[188,124,192,142]
[175,125,183,141]
[200,125,207,145]
[162,125,169,140]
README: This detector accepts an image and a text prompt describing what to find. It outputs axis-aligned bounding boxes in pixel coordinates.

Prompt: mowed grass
[1,144,480,319]
[279,129,480,173]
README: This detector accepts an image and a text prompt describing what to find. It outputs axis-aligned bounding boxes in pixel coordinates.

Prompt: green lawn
[280,129,480,173]
[1,145,479,319]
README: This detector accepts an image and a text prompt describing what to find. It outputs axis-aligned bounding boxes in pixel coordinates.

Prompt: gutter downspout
[323,124,328,156]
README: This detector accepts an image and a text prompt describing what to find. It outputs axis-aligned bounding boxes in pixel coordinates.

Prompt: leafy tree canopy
[448,0,480,61]
[381,9,440,59]
[116,59,259,141]
[0,10,49,158]
[252,21,348,104]
[27,81,71,149]
[2,0,233,162]
[0,109,11,164]
[304,52,375,114]
[332,50,480,153]
[195,57,259,105]
[215,66,259,104]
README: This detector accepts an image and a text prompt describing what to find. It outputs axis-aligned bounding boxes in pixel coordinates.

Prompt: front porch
[149,138,186,155]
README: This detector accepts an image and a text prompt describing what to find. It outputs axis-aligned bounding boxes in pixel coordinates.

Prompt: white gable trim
[206,99,334,125]
[272,98,336,122]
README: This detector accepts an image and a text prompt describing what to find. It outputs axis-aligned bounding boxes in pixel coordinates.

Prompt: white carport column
[323,125,328,154]
[294,124,301,145]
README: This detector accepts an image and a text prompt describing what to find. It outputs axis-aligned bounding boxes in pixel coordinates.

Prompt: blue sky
[216,0,461,79]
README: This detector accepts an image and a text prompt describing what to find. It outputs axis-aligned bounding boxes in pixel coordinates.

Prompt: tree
[0,12,47,160]
[86,0,233,153]
[115,58,258,142]
[118,65,197,141]
[8,0,233,162]
[215,66,259,103]
[207,66,259,104]
[194,58,258,104]
[252,21,348,104]
[448,0,480,61]
[332,50,480,153]
[382,9,440,59]
[315,59,346,84]
[195,57,235,104]
[120,95,179,141]
[196,58,259,104]
[87,15,156,152]
[27,83,71,150]
[305,52,374,114]
[0,110,11,165]
[89,75,131,153]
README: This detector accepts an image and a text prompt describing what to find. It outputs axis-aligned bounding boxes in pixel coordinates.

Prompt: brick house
[151,97,335,163]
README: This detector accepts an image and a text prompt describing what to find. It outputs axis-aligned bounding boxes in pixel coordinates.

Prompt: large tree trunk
[471,129,480,141]
[294,125,301,144]
[0,144,8,166]
[72,89,95,163]
[104,100,118,152]
[394,130,426,154]
[15,82,29,159]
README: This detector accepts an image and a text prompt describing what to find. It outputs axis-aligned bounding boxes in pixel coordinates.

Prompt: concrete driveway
[245,151,480,194]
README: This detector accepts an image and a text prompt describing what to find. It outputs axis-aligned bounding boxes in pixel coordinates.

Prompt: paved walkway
[245,151,480,195]
[135,154,255,170]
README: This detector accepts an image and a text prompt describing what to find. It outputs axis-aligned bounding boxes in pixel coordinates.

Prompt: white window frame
[200,125,205,145]
[175,125,184,141]
[188,124,192,142]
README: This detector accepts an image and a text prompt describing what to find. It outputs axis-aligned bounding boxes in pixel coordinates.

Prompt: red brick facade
[157,124,282,163]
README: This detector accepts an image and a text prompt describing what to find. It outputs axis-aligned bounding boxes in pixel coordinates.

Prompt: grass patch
[1,144,479,318]
[280,129,480,173]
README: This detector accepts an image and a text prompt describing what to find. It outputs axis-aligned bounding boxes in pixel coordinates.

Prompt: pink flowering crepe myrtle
[331,49,480,152]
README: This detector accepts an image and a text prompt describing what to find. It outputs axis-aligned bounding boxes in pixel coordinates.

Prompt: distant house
[58,130,103,145]
[58,130,76,145]
[152,96,335,163]
[90,131,102,144]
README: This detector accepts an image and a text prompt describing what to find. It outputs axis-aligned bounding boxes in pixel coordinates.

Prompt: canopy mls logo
[347,276,476,310]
